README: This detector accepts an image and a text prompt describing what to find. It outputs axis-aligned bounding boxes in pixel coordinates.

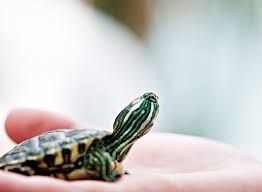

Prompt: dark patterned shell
[0,128,110,179]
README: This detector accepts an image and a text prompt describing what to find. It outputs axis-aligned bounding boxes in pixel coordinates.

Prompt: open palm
[1,109,262,192]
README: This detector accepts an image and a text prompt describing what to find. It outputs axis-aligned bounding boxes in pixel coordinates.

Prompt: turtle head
[106,92,159,162]
[113,92,159,138]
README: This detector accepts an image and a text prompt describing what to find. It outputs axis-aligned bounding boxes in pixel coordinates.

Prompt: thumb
[5,108,77,144]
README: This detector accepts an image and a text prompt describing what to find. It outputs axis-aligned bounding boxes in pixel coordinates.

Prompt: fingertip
[5,108,77,143]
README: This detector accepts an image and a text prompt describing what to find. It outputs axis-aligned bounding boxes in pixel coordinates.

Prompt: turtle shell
[0,128,110,180]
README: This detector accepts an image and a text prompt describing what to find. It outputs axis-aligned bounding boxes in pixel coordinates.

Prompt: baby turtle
[0,92,159,181]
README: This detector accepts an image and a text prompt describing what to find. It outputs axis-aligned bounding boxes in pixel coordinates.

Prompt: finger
[5,108,77,144]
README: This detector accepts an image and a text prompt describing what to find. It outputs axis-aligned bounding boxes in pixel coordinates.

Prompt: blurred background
[1,0,262,160]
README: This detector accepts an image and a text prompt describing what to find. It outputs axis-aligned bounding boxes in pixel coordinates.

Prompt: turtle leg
[124,170,130,175]
[4,165,35,176]
[91,151,124,181]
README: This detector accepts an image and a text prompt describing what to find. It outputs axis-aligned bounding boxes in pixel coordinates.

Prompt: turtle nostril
[147,95,157,103]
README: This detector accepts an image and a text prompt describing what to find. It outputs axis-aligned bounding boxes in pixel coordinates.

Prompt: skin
[1,109,262,192]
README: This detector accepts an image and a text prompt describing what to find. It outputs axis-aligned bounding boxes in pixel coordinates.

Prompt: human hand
[1,109,262,192]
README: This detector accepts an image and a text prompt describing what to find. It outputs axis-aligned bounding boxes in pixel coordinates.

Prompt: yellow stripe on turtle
[54,149,64,166]
[66,168,98,180]
[69,144,79,162]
